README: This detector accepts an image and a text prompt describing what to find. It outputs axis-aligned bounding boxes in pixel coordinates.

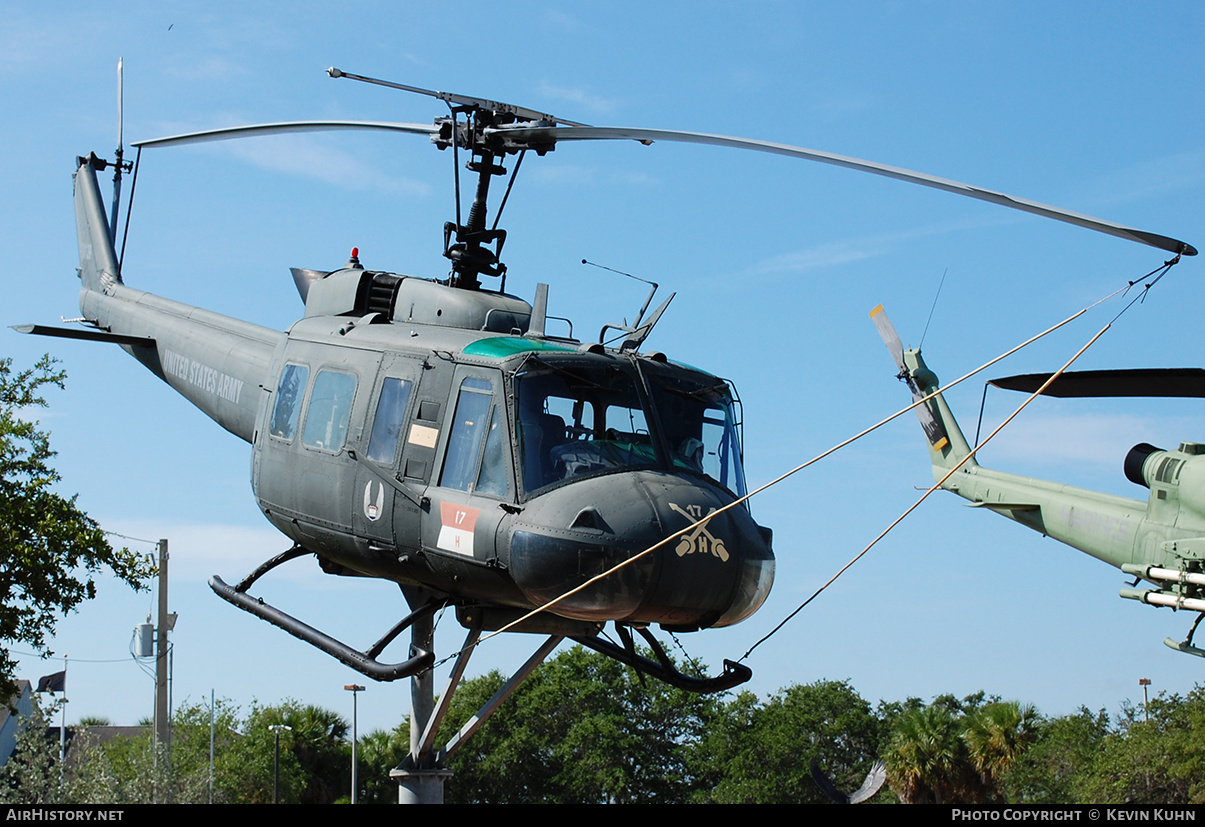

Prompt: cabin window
[366,377,414,464]
[270,363,309,440]
[303,370,357,452]
[440,377,509,497]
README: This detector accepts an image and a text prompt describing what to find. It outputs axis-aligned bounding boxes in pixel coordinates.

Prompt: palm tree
[885,705,980,804]
[963,701,1038,797]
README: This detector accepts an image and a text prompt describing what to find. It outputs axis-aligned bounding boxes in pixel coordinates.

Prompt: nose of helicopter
[507,471,774,630]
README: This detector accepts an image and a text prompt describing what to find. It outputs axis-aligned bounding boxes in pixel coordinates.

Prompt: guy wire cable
[739,257,1178,660]
[435,258,1178,669]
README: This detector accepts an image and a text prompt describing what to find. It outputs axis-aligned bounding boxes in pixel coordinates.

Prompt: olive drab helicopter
[16,65,1197,788]
[872,308,1205,660]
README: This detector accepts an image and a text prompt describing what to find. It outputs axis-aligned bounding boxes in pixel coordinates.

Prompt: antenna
[584,260,674,350]
[109,57,125,244]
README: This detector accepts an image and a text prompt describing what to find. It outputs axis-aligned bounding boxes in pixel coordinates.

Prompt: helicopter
[15,67,1198,797]
[873,308,1205,660]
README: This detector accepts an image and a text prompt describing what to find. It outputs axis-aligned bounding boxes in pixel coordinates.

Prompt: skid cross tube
[571,624,751,694]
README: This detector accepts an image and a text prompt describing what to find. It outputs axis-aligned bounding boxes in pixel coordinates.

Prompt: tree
[1073,688,1205,804]
[691,680,884,804]
[1000,707,1109,804]
[0,697,65,804]
[963,701,1038,795]
[440,646,720,803]
[220,700,350,803]
[886,704,980,804]
[355,723,410,804]
[0,356,154,700]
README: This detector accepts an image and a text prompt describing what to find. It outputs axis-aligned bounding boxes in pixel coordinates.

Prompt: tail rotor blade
[870,304,949,451]
[870,304,906,373]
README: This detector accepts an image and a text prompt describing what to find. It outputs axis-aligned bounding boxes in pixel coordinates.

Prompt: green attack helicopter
[874,309,1205,660]
[19,68,1198,698]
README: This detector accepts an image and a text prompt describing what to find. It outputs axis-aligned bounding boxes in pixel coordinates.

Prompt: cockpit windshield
[515,356,748,498]
[642,364,748,498]
[516,360,656,494]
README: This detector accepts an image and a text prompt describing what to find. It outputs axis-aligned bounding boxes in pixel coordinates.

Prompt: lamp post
[345,685,365,803]
[1139,677,1152,722]
[268,724,292,804]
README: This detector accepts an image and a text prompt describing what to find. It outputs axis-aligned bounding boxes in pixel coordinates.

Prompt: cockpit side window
[440,376,511,498]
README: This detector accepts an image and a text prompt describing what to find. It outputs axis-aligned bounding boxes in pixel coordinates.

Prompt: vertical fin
[74,158,122,293]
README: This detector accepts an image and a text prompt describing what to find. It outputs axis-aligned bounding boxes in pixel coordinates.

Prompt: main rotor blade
[990,368,1205,398]
[488,125,1196,257]
[133,120,440,149]
[327,67,590,127]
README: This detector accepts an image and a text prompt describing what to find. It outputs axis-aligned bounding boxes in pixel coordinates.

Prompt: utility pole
[153,538,177,803]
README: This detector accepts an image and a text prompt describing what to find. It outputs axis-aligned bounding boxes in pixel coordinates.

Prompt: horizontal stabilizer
[990,368,1205,398]
[968,501,1039,512]
[11,323,155,347]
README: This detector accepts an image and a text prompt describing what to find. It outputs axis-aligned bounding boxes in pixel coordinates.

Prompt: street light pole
[268,724,292,804]
[1139,677,1152,722]
[345,685,365,803]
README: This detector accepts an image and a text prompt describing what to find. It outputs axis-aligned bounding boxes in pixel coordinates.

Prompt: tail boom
[73,156,282,443]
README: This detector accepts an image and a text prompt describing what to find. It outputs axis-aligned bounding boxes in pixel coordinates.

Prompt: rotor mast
[328,67,572,291]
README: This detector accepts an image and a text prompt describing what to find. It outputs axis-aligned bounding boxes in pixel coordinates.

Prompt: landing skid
[213,546,753,802]
[209,545,438,681]
[572,623,752,693]
[1164,612,1205,658]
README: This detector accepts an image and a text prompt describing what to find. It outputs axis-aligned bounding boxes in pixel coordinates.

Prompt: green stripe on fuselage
[463,337,576,359]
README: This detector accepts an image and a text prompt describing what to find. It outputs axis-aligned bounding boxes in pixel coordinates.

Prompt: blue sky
[4,2,1204,739]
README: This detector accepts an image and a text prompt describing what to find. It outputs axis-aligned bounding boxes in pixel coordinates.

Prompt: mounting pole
[393,600,451,802]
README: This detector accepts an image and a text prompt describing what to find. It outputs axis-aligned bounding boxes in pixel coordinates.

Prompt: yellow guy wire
[471,277,1137,652]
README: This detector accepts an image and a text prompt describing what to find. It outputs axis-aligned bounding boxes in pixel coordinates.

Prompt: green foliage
[1073,688,1205,805]
[692,679,883,804]
[440,645,719,803]
[0,356,155,701]
[355,722,409,804]
[2,697,353,804]
[0,699,65,803]
[999,707,1109,804]
[884,697,1035,804]
[215,700,350,804]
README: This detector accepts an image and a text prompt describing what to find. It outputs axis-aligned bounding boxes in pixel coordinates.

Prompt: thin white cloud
[222,136,431,198]
[536,81,621,117]
[529,163,656,187]
[104,520,340,587]
[1077,148,1205,210]
[0,15,80,71]
[746,213,1001,276]
[140,127,433,198]
[980,411,1197,468]
[165,56,248,82]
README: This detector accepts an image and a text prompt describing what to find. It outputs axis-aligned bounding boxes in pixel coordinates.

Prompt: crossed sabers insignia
[668,503,729,562]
